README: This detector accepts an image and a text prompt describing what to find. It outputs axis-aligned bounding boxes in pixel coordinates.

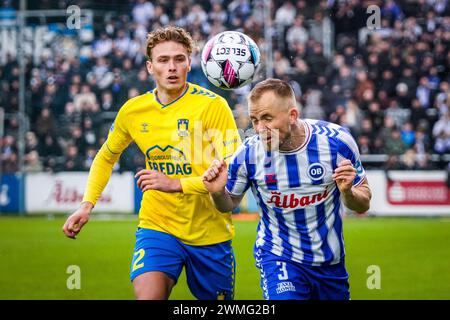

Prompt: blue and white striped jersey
[226,119,366,266]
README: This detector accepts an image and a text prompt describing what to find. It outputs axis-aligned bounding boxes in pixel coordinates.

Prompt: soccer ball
[201,31,261,90]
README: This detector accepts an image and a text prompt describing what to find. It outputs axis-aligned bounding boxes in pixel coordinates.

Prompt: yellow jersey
[82,83,241,245]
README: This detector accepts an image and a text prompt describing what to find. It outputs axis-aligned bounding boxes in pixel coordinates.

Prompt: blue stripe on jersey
[226,153,249,194]
[245,143,256,180]
[262,153,293,260]
[327,136,338,171]
[306,133,323,185]
[331,186,345,262]
[337,139,362,185]
[293,208,313,266]
[253,185,273,253]
[337,139,357,163]
[315,202,334,266]
[273,206,294,261]
[284,154,301,188]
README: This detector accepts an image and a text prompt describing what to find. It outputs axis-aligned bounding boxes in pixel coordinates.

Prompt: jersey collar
[152,83,190,109]
[279,120,311,154]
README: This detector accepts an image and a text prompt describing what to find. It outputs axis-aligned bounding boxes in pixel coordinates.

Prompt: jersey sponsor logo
[307,163,326,181]
[140,122,149,133]
[177,119,189,137]
[147,162,192,175]
[264,173,278,185]
[146,145,192,175]
[275,281,296,294]
[267,188,329,209]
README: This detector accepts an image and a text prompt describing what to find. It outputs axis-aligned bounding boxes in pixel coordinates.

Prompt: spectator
[345,99,363,135]
[416,77,432,108]
[286,15,309,53]
[414,128,431,157]
[24,150,44,173]
[1,135,17,161]
[432,113,450,154]
[25,131,40,154]
[385,100,410,129]
[358,135,371,155]
[384,154,404,170]
[416,152,436,170]
[74,84,97,112]
[402,148,418,170]
[83,147,97,171]
[93,32,113,58]
[209,2,228,25]
[2,151,18,173]
[132,0,155,27]
[101,91,115,111]
[63,145,84,171]
[385,128,409,156]
[401,122,416,147]
[39,134,63,159]
[409,98,429,129]
[354,71,375,104]
[302,89,325,120]
[331,65,356,93]
[34,108,56,142]
[275,1,296,28]
[273,50,291,77]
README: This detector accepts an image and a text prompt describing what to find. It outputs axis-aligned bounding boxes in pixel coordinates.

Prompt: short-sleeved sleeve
[225,143,250,196]
[337,131,367,187]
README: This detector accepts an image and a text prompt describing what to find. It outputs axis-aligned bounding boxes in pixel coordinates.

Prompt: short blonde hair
[146,26,196,60]
[248,78,296,105]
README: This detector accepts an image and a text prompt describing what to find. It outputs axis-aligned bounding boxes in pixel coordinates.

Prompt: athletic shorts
[130,228,235,300]
[255,248,350,300]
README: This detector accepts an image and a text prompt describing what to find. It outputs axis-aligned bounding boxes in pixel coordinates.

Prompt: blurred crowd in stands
[0,0,449,174]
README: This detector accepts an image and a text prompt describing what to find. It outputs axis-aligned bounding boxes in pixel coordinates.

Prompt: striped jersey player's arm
[82,107,132,206]
[181,96,241,195]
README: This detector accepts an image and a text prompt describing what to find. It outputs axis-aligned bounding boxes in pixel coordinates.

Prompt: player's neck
[155,83,188,105]
[279,120,306,152]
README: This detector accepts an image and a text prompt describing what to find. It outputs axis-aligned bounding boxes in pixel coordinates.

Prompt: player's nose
[256,122,268,134]
[168,59,176,70]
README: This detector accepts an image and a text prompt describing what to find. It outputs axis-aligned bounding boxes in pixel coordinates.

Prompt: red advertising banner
[387,181,450,205]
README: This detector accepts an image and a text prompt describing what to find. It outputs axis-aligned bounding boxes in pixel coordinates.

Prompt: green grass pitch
[0,215,449,299]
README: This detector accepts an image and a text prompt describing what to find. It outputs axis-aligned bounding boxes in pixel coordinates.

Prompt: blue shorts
[255,248,350,300]
[130,228,235,300]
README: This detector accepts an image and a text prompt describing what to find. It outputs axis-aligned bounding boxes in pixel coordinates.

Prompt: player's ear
[146,60,153,75]
[289,107,299,123]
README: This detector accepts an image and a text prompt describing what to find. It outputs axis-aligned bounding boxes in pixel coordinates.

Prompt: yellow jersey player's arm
[82,107,133,206]
[179,96,241,195]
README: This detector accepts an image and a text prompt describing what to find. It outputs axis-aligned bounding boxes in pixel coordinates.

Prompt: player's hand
[135,169,181,193]
[332,159,357,195]
[62,202,92,239]
[202,159,228,193]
